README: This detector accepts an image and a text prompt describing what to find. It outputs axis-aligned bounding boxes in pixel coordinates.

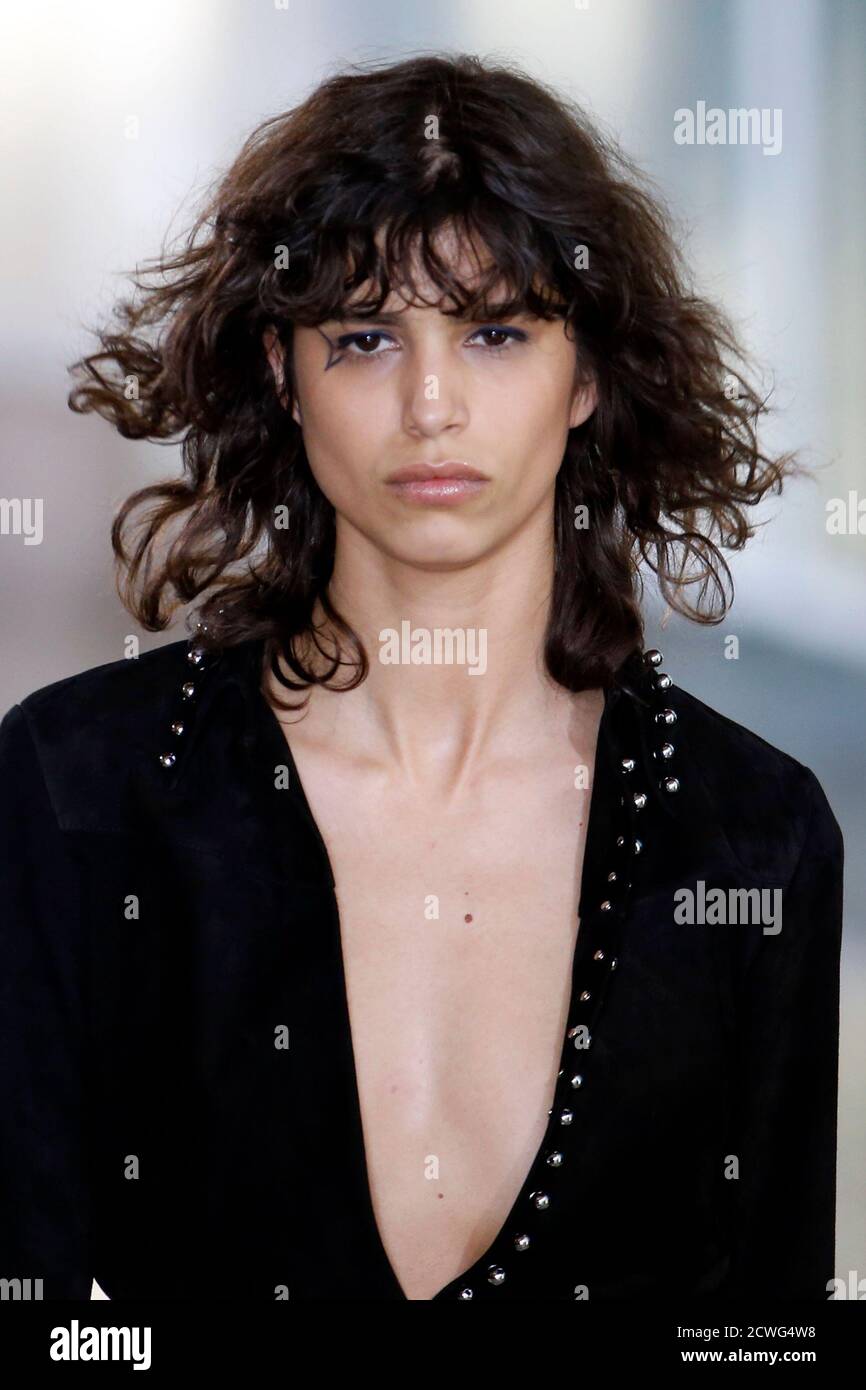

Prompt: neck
[274,509,601,797]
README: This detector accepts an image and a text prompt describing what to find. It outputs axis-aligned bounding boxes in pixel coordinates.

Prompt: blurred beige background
[1,0,863,1301]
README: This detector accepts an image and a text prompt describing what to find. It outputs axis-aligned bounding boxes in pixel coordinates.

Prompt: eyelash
[330,325,529,365]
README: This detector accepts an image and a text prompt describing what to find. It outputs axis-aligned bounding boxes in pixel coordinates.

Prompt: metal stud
[158,752,176,768]
[553,653,674,1182]
[181,681,196,700]
[487,1266,506,1285]
[186,647,205,667]
[459,1287,474,1300]
[543,648,677,1179]
[529,1191,550,1210]
[514,1233,531,1251]
[170,721,185,737]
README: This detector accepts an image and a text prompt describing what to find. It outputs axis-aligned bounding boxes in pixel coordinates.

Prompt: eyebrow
[330,303,527,325]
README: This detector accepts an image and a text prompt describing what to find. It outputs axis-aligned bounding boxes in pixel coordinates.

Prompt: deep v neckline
[252,643,623,1300]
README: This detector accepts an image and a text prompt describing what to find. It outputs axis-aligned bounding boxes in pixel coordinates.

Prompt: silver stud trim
[452,643,681,1299]
[159,637,220,773]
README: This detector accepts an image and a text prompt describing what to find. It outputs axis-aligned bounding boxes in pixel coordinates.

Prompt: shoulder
[0,640,198,831]
[655,676,843,883]
[14,639,190,714]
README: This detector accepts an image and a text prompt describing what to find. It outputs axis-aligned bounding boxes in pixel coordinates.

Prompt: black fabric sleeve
[0,702,93,1300]
[719,763,845,1299]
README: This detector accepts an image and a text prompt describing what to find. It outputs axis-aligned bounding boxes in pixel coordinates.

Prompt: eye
[330,324,529,365]
[334,330,396,360]
[469,326,529,353]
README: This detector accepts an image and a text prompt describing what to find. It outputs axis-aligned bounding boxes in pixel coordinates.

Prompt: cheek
[297,396,376,507]
[301,361,380,439]
[492,360,577,452]
[291,342,385,501]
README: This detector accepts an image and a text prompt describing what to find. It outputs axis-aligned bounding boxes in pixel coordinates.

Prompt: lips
[385,460,489,483]
[384,459,491,510]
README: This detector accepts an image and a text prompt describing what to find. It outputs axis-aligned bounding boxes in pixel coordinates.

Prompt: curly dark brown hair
[66,50,804,708]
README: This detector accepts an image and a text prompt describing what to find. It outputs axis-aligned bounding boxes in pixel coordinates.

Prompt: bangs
[259,200,574,329]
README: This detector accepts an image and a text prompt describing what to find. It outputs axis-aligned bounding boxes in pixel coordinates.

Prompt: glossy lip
[386,477,489,506]
[385,459,490,506]
[385,460,489,484]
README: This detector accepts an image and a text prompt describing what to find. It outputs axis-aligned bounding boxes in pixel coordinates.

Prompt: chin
[383,537,491,571]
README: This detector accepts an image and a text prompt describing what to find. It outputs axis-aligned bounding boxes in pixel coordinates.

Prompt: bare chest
[287,745,594,1299]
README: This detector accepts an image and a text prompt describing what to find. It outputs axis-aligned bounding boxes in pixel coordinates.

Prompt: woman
[0,53,843,1301]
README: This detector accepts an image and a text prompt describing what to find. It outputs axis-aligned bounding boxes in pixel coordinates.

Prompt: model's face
[264,242,597,570]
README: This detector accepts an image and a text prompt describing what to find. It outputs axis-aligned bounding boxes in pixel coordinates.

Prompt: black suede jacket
[0,636,844,1301]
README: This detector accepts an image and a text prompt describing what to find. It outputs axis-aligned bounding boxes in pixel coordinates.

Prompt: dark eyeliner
[324,323,529,366]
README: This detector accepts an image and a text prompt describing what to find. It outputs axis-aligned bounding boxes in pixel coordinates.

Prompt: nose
[399,337,470,439]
